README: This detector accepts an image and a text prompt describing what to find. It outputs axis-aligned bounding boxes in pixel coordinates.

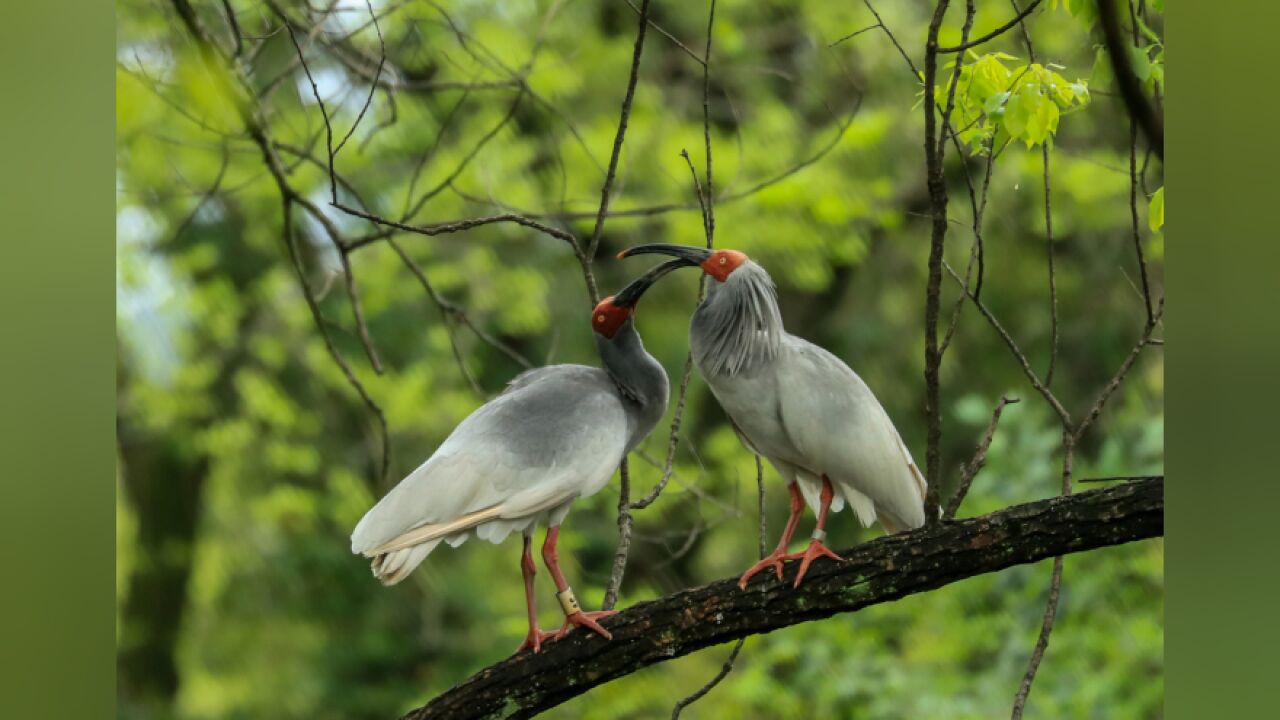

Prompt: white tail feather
[373,540,439,586]
[364,505,505,557]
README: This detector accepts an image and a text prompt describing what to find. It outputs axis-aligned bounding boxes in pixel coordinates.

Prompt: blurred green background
[114,1,1163,718]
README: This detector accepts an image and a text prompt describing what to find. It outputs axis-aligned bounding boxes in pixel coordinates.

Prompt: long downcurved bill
[616,243,712,266]
[612,257,701,307]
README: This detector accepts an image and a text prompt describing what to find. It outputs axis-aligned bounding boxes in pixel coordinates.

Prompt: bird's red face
[591,297,633,339]
[700,249,749,282]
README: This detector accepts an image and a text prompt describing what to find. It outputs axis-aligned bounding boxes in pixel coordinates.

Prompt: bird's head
[616,244,749,282]
[591,259,690,339]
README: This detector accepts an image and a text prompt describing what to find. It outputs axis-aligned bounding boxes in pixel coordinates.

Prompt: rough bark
[405,477,1163,720]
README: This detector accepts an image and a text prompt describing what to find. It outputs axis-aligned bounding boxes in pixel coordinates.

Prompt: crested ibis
[350,261,680,652]
[618,244,927,589]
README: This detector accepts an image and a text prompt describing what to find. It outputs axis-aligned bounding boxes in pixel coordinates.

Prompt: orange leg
[783,476,845,587]
[515,535,554,654]
[541,526,617,641]
[737,482,806,589]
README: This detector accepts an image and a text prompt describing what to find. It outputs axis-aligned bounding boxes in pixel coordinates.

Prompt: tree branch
[937,0,1044,53]
[1097,0,1163,159]
[405,477,1163,720]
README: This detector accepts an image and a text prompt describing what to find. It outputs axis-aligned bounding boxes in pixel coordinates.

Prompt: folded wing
[350,365,629,577]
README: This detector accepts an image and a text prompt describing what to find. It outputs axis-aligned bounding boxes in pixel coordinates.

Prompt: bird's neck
[596,322,671,449]
[690,264,784,378]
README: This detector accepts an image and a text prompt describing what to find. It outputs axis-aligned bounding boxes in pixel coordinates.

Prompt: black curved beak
[612,259,692,308]
[616,243,711,265]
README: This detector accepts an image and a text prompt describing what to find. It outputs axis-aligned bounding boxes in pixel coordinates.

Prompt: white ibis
[618,244,926,589]
[350,262,680,652]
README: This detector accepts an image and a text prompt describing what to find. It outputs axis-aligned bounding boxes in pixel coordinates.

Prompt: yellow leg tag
[556,587,582,616]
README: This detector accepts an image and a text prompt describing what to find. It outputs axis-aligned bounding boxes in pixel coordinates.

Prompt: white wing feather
[776,337,926,530]
[351,366,629,573]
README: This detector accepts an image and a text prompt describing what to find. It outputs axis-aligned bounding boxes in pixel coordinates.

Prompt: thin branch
[670,638,745,719]
[829,25,881,48]
[167,0,391,484]
[857,1,920,76]
[1078,474,1162,484]
[945,394,1019,519]
[341,207,579,250]
[630,355,697,511]
[1012,427,1074,718]
[585,0,653,267]
[937,0,1044,53]
[332,0,385,157]
[284,199,392,486]
[623,0,704,66]
[944,261,1071,425]
[597,0,658,611]
[601,459,633,611]
[1011,555,1064,718]
[282,14,386,374]
[1073,297,1164,443]
[219,0,244,57]
[1009,1,1059,387]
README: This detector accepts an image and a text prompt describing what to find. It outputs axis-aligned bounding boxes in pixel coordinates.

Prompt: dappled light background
[116,0,1163,718]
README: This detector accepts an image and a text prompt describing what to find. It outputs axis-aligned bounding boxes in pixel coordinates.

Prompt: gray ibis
[618,244,926,589]
[350,261,680,652]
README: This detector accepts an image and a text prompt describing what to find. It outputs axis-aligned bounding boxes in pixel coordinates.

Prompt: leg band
[556,587,582,616]
[811,528,827,543]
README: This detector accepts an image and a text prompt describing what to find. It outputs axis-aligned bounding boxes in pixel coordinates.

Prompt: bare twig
[585,0,653,266]
[829,25,881,48]
[1073,297,1164,443]
[1007,2,1059,387]
[944,261,1071,425]
[937,0,1044,53]
[599,0,657,610]
[219,0,243,58]
[601,459,633,611]
[1012,428,1074,718]
[168,0,391,485]
[623,0,704,66]
[670,638,745,719]
[282,15,386,375]
[342,208,578,250]
[1011,555,1064,718]
[700,0,718,246]
[945,395,1020,519]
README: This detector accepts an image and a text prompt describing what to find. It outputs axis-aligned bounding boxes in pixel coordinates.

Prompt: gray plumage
[351,279,671,586]
[622,246,927,535]
[689,262,784,377]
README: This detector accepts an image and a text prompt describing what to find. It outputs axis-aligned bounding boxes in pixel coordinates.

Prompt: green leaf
[1131,47,1152,83]
[984,91,1011,116]
[1148,187,1164,232]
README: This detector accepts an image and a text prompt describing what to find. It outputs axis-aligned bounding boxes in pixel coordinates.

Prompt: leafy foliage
[934,52,1090,154]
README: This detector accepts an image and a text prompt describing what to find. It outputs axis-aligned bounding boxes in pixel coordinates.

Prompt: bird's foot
[737,548,792,590]
[515,626,556,654]
[785,539,845,588]
[554,609,618,641]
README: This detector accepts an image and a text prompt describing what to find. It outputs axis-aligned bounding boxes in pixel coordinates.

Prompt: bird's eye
[596,314,606,323]
[719,256,727,265]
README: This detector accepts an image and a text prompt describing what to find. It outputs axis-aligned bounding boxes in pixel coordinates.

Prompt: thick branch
[1097,0,1163,159]
[406,477,1163,720]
